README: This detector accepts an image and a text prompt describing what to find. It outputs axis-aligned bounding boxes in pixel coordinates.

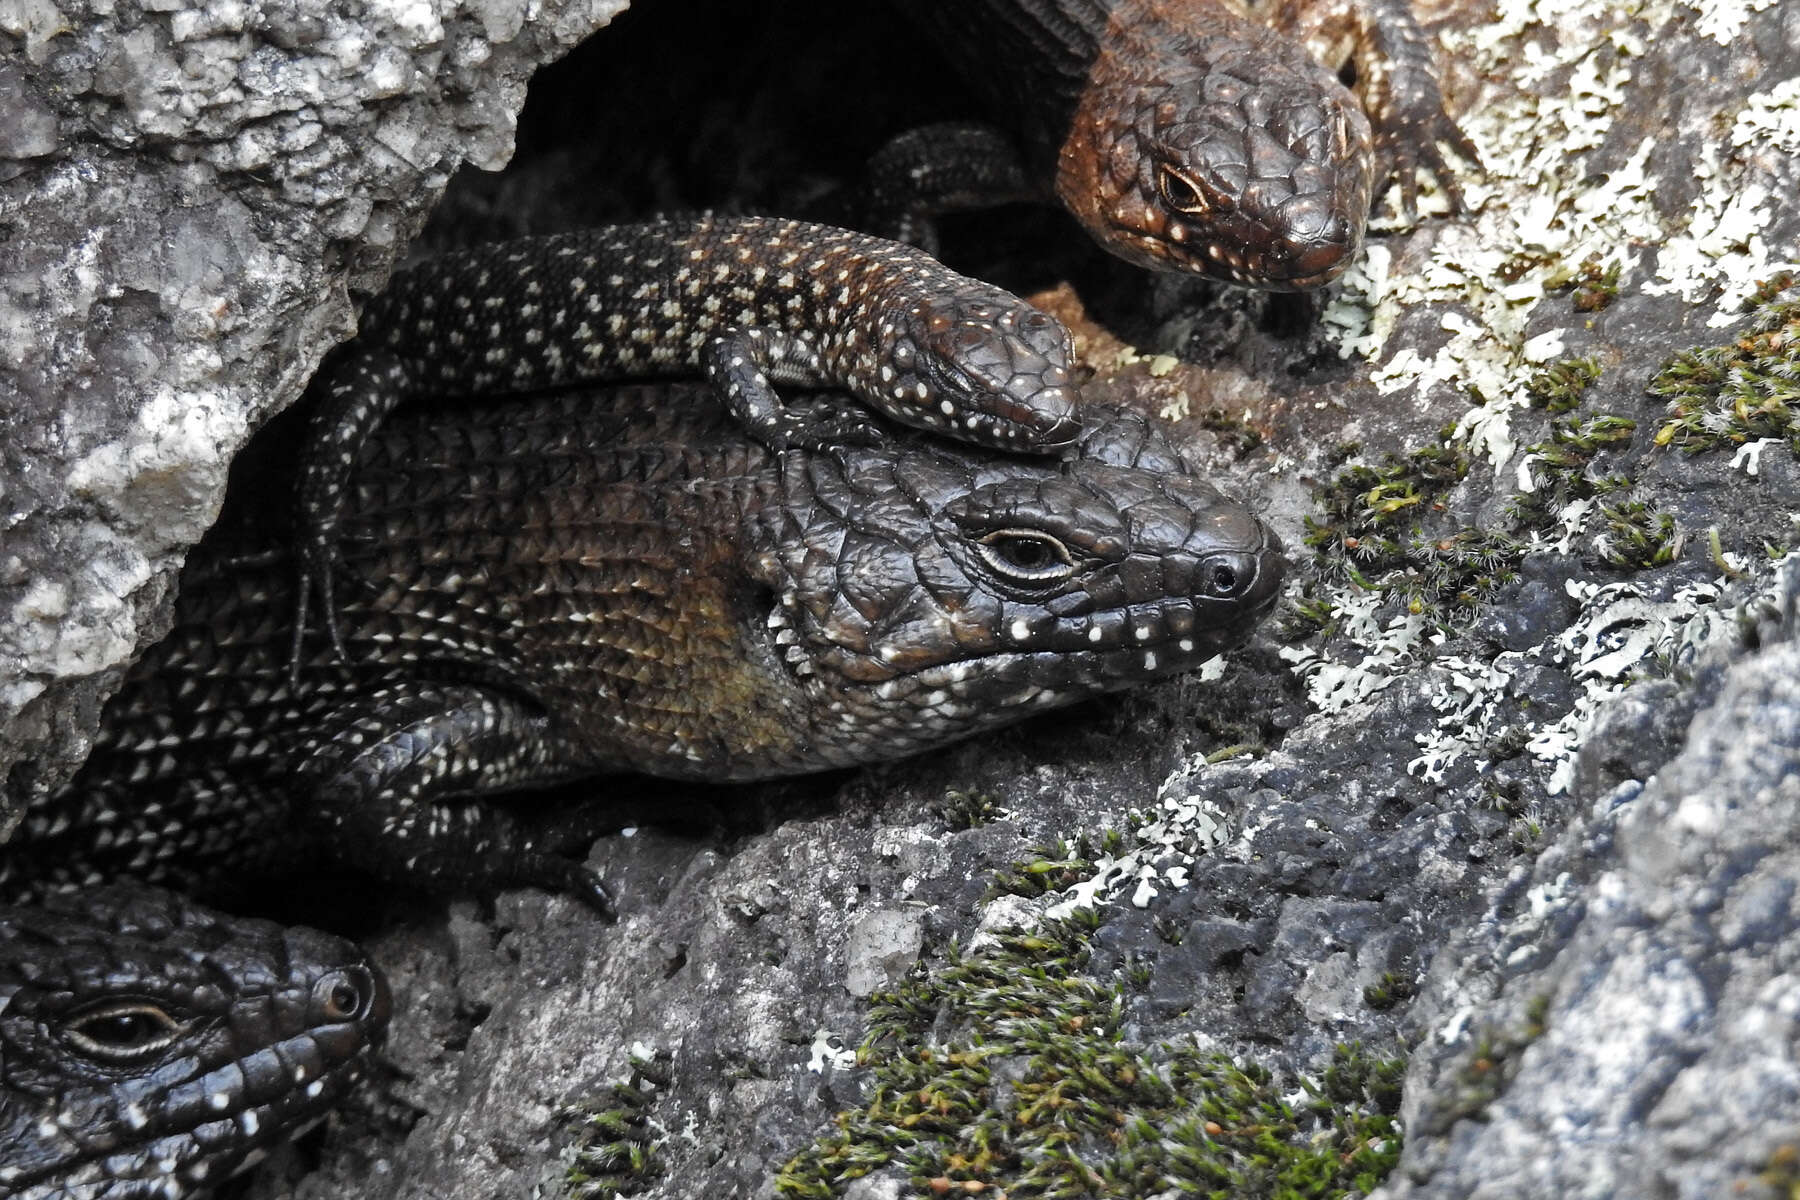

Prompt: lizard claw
[288,539,348,690]
[1376,113,1481,221]
[787,408,886,451]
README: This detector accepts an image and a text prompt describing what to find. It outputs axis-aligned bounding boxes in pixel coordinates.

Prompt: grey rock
[0,0,629,835]
[841,1179,903,1200]
[843,908,926,998]
[1384,574,1800,1199]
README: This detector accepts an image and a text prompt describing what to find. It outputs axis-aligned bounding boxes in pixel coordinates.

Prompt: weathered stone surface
[1386,575,1800,1198]
[0,0,628,835]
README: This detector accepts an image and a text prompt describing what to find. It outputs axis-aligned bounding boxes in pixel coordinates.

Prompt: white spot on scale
[1009,619,1030,640]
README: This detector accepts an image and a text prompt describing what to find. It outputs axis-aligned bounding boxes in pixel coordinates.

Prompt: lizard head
[752,403,1285,767]
[869,288,1084,455]
[1057,14,1375,289]
[0,884,390,1199]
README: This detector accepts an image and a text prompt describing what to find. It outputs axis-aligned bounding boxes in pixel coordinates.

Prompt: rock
[0,0,629,835]
[843,908,926,998]
[1385,572,1800,1199]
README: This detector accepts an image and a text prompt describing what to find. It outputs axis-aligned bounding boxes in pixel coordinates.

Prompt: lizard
[0,883,389,1200]
[864,0,1479,288]
[3,382,1285,918]
[294,215,1087,659]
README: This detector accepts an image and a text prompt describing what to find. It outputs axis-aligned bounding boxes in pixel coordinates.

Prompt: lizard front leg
[295,682,615,916]
[1265,0,1480,217]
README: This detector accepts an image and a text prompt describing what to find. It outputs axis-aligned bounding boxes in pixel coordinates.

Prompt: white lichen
[806,1031,857,1074]
[1325,0,1798,464]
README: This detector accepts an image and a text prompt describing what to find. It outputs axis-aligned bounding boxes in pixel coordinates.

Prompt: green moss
[561,1051,671,1198]
[1506,414,1638,531]
[1197,405,1267,457]
[937,789,1003,831]
[775,915,1404,1199]
[1361,972,1418,1012]
[1652,272,1800,456]
[988,835,1099,901]
[1278,593,1340,641]
[1204,742,1259,765]
[1507,816,1546,853]
[1595,500,1681,569]
[1759,1143,1800,1199]
[1543,254,1620,313]
[1299,375,1682,641]
[1302,429,1527,623]
[1433,994,1553,1129]
[1524,356,1603,413]
[1522,994,1551,1041]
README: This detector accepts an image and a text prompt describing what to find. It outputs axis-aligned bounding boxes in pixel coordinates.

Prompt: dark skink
[874,0,1477,287]
[296,215,1086,656]
[5,385,1284,912]
[0,884,388,1200]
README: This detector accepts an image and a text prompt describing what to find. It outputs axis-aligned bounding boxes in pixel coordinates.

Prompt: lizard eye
[976,530,1076,584]
[1157,164,1211,216]
[61,1002,187,1062]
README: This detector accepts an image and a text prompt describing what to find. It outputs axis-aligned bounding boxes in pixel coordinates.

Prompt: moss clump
[1652,272,1800,456]
[774,914,1404,1199]
[937,789,1003,831]
[1298,362,1682,638]
[1506,411,1683,570]
[1525,356,1602,413]
[988,831,1125,900]
[1543,254,1620,313]
[1196,405,1267,457]
[1362,972,1418,1012]
[1427,994,1553,1131]
[1506,413,1638,531]
[1594,500,1682,569]
[1760,1143,1800,1199]
[561,1051,672,1199]
[1302,430,1527,622]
